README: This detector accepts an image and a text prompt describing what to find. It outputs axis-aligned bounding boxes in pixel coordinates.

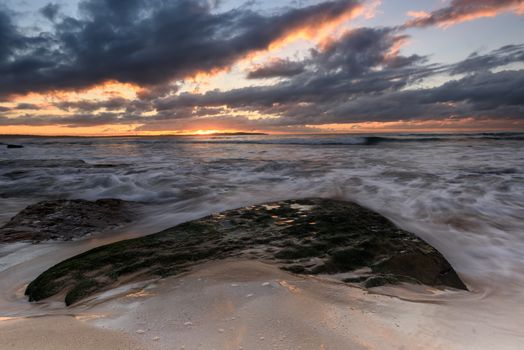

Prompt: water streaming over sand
[1,133,523,349]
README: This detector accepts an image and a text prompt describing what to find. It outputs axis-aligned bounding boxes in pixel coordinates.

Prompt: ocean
[1,132,524,293]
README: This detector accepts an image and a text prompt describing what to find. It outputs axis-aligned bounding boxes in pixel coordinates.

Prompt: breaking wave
[1,132,524,294]
[11,132,524,148]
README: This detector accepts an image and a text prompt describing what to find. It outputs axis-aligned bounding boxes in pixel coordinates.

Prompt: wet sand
[1,258,523,349]
[0,316,143,350]
[86,260,371,350]
[31,260,523,350]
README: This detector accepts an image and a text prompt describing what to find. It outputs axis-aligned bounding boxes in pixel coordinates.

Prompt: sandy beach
[2,259,522,350]
[0,316,143,350]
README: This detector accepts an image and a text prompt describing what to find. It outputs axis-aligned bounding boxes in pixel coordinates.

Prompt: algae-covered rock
[25,198,467,305]
[0,199,136,242]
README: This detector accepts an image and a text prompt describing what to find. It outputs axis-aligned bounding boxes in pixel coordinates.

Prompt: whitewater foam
[1,133,524,294]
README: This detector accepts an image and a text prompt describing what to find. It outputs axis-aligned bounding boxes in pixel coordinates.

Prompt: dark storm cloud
[40,3,61,21]
[247,59,306,79]
[0,0,362,97]
[155,27,433,111]
[15,103,39,110]
[431,70,524,111]
[0,8,23,63]
[55,98,129,112]
[310,28,423,75]
[451,44,524,74]
[405,0,524,28]
[303,70,524,124]
[150,33,523,127]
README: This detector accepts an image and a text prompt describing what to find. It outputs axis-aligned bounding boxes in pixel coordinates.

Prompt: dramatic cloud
[451,44,524,74]
[247,59,306,79]
[136,67,524,132]
[312,70,524,123]
[0,9,22,63]
[155,27,431,111]
[55,98,130,112]
[40,3,61,21]
[405,0,524,28]
[15,103,39,110]
[0,0,362,97]
[147,32,523,128]
[0,0,523,133]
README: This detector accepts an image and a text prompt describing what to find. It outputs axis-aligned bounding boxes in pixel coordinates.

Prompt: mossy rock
[26,198,467,305]
[0,199,136,242]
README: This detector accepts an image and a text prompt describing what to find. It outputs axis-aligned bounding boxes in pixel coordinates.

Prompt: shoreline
[1,196,523,349]
[2,259,522,350]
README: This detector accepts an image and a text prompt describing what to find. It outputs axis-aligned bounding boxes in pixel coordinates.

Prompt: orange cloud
[183,3,370,92]
[0,124,143,136]
[384,36,410,62]
[313,117,524,133]
[1,80,141,120]
[362,0,382,20]
[406,0,524,28]
[407,11,430,19]
[8,80,139,105]
[268,3,365,51]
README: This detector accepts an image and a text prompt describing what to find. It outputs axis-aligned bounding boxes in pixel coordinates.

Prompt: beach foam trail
[0,133,523,299]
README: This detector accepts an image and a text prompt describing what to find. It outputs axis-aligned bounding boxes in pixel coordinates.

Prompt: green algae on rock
[0,199,136,243]
[25,198,467,305]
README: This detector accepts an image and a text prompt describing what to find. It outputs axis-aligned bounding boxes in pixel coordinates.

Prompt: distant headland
[0,132,268,138]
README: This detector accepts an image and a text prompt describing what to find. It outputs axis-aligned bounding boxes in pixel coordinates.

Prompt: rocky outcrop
[0,199,136,243]
[25,198,467,305]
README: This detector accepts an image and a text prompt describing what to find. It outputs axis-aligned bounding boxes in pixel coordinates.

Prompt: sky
[0,0,523,135]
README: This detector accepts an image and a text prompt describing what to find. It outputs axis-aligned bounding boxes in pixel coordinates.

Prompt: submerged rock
[25,198,466,305]
[6,144,24,148]
[0,159,110,168]
[0,199,136,243]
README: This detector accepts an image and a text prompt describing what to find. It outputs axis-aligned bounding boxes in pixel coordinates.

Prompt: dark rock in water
[6,144,24,148]
[0,159,125,169]
[25,198,467,306]
[0,159,87,168]
[0,199,136,243]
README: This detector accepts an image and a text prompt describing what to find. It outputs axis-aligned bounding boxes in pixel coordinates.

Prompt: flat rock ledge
[0,199,136,243]
[25,198,467,306]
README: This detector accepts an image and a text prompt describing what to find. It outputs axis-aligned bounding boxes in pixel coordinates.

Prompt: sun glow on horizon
[2,117,523,137]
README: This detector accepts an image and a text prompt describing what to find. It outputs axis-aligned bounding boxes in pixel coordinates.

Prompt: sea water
[1,133,523,294]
